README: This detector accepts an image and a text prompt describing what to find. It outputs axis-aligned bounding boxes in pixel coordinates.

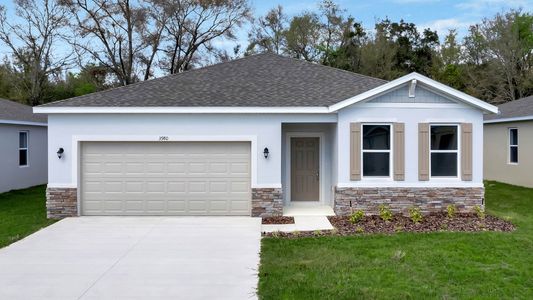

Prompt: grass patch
[0,185,56,248]
[258,181,533,299]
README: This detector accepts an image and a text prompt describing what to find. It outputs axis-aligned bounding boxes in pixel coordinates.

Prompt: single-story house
[34,53,498,218]
[0,98,48,193]
[484,96,533,188]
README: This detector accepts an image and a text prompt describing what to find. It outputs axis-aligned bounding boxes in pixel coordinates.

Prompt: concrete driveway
[0,217,261,299]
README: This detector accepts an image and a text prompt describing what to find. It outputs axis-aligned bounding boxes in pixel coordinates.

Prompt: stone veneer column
[46,187,78,219]
[251,188,283,217]
[334,187,484,216]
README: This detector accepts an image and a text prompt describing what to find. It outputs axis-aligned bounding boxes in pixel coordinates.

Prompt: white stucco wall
[336,104,484,187]
[47,113,336,189]
[0,124,48,193]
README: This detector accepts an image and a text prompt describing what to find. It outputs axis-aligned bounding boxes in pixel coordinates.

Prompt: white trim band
[34,106,331,114]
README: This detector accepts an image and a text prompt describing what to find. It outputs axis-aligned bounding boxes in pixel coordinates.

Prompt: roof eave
[484,115,533,124]
[0,119,47,126]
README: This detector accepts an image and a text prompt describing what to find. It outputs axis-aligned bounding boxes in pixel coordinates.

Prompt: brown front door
[291,137,320,202]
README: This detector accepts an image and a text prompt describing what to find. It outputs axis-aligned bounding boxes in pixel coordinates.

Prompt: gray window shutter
[418,123,430,181]
[461,123,473,181]
[393,123,405,181]
[350,123,361,181]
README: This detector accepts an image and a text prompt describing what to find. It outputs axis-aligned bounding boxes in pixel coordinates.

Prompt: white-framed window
[19,131,29,167]
[362,124,392,177]
[430,124,459,177]
[509,128,518,164]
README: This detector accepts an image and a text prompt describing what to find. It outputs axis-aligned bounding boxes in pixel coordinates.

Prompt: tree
[284,12,322,61]
[0,0,71,105]
[246,5,287,55]
[158,0,251,74]
[317,0,351,64]
[62,0,164,85]
[463,10,533,103]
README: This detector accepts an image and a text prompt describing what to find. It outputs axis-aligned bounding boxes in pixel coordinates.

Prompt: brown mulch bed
[262,216,295,224]
[262,213,515,238]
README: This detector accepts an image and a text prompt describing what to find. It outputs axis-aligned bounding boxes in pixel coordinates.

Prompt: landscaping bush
[379,204,393,222]
[447,204,457,218]
[349,210,365,224]
[474,205,485,219]
[408,207,423,224]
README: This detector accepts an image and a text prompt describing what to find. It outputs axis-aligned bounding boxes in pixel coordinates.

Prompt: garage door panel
[81,142,251,216]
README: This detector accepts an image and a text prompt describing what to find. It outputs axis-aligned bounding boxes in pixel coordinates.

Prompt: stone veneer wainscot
[46,187,78,219]
[251,188,283,217]
[334,187,484,215]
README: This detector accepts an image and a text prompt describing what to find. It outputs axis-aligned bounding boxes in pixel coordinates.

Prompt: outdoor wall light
[263,147,269,159]
[57,148,64,159]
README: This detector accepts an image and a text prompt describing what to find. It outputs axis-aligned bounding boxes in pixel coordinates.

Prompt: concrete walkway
[0,217,262,300]
[262,216,334,233]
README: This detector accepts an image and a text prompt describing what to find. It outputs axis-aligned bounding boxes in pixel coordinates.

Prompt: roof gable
[365,83,457,105]
[329,72,498,114]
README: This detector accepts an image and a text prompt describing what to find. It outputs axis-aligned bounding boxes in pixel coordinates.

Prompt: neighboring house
[484,96,533,188]
[34,53,498,219]
[0,98,48,193]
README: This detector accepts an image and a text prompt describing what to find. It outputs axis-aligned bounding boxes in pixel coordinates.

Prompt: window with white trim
[362,124,391,177]
[509,128,518,164]
[19,131,28,167]
[430,125,458,177]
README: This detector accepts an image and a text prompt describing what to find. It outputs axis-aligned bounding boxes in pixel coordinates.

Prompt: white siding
[0,124,47,193]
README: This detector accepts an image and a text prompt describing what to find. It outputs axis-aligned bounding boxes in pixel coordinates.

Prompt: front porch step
[283,205,335,216]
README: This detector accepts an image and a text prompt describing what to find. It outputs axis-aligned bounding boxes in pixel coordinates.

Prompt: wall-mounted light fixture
[263,147,269,159]
[57,148,64,159]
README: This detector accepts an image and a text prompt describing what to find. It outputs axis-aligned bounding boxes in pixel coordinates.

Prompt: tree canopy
[0,0,531,105]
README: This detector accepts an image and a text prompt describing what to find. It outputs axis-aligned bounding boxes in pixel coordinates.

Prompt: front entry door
[291,137,320,201]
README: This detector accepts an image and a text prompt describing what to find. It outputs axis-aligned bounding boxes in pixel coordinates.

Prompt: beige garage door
[80,142,251,215]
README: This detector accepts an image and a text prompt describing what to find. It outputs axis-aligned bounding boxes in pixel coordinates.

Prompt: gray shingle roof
[40,53,387,108]
[484,95,533,121]
[0,98,47,123]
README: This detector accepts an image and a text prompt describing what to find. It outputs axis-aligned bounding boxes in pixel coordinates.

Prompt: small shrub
[447,204,457,219]
[271,230,281,238]
[408,207,423,224]
[314,230,322,236]
[395,225,404,233]
[379,204,393,222]
[440,223,448,231]
[355,226,364,234]
[349,210,365,224]
[331,228,339,235]
[292,230,300,237]
[473,205,485,219]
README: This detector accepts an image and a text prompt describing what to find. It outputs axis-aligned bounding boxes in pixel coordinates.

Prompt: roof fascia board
[328,72,499,114]
[0,119,47,126]
[484,115,533,124]
[33,106,331,114]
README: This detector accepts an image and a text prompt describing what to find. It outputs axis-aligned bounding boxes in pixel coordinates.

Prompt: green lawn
[259,181,533,299]
[0,185,56,248]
